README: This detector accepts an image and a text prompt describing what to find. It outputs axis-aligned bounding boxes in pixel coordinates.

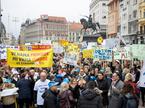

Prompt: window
[140,26,143,34]
[102,3,106,6]
[129,15,131,20]
[103,16,106,19]
[144,12,145,18]
[133,0,137,4]
[93,13,95,21]
[133,10,137,18]
[141,37,144,44]
[144,25,145,34]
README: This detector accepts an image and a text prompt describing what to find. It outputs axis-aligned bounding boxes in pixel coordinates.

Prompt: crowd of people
[0,53,144,108]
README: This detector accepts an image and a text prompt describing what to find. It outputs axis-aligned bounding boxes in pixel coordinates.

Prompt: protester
[108,72,124,108]
[42,81,59,108]
[34,72,50,108]
[120,83,139,108]
[1,82,17,108]
[131,64,140,83]
[69,78,80,107]
[59,82,75,108]
[16,72,32,108]
[77,81,103,108]
[77,68,87,80]
[124,73,140,97]
[114,60,122,78]
[140,86,145,106]
[96,72,109,108]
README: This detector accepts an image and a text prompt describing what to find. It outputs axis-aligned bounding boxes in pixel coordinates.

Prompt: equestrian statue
[80,15,100,34]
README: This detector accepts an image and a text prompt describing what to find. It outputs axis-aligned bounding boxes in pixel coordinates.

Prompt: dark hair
[0,77,3,84]
[113,72,120,78]
[98,72,104,76]
[122,83,134,95]
[86,81,96,89]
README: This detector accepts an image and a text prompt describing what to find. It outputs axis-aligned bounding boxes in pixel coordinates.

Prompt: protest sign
[131,45,145,60]
[103,38,120,49]
[82,49,94,58]
[32,45,51,50]
[94,48,112,61]
[19,45,51,51]
[139,59,145,87]
[53,43,64,54]
[63,52,79,66]
[59,40,69,47]
[65,43,80,53]
[0,88,19,97]
[113,46,131,60]
[7,49,53,67]
[0,45,18,60]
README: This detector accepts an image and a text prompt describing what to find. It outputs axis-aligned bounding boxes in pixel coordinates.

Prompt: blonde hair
[125,73,133,82]
[123,68,130,74]
[60,82,69,93]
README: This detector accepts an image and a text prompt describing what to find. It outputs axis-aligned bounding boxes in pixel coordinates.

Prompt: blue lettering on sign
[94,49,112,60]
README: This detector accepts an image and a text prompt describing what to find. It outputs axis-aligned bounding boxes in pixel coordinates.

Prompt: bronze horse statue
[80,18,100,33]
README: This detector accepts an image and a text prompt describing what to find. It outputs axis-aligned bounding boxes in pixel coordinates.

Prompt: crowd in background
[0,53,144,108]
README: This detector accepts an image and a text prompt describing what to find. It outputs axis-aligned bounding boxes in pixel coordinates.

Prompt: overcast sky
[1,0,90,38]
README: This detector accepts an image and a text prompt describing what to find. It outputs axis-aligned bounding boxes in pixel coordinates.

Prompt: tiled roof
[69,23,82,31]
[48,16,67,23]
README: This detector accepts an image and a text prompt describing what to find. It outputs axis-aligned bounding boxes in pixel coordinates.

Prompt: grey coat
[108,80,124,108]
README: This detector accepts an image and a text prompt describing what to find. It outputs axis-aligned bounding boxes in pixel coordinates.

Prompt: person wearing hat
[108,72,124,108]
[114,60,122,79]
[42,81,59,108]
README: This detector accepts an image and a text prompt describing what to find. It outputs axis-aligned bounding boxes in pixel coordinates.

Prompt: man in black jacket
[16,73,33,108]
[42,81,59,108]
[78,81,103,108]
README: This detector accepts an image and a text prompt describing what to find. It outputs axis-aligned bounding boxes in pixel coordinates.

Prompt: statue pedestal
[82,33,106,42]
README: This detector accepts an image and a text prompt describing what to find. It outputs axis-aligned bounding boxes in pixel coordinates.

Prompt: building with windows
[20,15,82,44]
[138,0,145,44]
[108,0,120,38]
[0,22,6,44]
[120,0,129,42]
[68,22,82,42]
[119,0,138,44]
[127,0,138,44]
[90,0,109,33]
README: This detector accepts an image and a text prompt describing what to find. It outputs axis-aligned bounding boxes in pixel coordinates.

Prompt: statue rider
[85,15,93,27]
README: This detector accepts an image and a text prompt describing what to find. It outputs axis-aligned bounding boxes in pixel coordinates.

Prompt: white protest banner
[139,59,145,87]
[0,45,18,60]
[94,48,112,61]
[103,38,120,49]
[0,88,19,97]
[63,52,79,66]
[52,42,64,54]
[114,46,131,60]
[53,45,64,54]
[131,45,145,60]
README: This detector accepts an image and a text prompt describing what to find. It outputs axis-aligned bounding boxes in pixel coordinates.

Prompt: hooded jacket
[78,89,103,108]
[120,93,139,108]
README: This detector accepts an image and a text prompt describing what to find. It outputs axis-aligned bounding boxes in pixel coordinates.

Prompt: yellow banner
[82,49,94,58]
[7,49,53,67]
